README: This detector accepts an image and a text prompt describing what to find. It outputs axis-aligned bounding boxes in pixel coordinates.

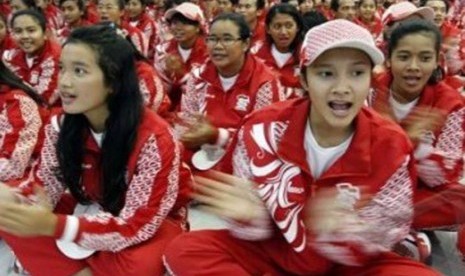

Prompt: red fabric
[44,4,65,32]
[371,73,465,190]
[0,34,16,59]
[220,98,416,266]
[441,20,460,40]
[355,16,383,38]
[3,40,61,107]
[371,73,465,238]
[135,60,171,116]
[0,2,10,17]
[85,2,100,24]
[123,11,157,59]
[164,229,440,275]
[1,218,183,276]
[317,6,334,20]
[153,36,208,108]
[413,183,465,228]
[55,19,93,45]
[120,21,149,57]
[252,41,305,99]
[13,109,192,252]
[0,87,46,182]
[179,54,283,170]
[250,21,266,49]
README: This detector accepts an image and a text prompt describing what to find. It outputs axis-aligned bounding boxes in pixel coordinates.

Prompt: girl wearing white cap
[163,19,440,275]
[153,2,208,111]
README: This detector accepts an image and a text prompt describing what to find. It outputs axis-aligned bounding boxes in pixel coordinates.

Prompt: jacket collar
[200,54,257,91]
[277,99,372,179]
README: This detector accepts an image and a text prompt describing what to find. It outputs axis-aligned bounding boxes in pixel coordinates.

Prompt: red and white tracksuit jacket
[355,16,382,39]
[3,40,61,107]
[370,73,465,235]
[179,55,284,169]
[44,4,65,32]
[252,41,305,99]
[136,60,171,116]
[250,21,267,50]
[0,86,44,182]
[55,19,93,45]
[123,12,157,59]
[229,99,415,267]
[153,36,208,90]
[371,73,465,191]
[120,21,149,57]
[85,2,100,24]
[0,34,16,60]
[13,109,192,252]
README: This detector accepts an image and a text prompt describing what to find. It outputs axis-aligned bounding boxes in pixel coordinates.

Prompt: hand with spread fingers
[193,170,266,222]
[179,114,219,150]
[0,185,56,237]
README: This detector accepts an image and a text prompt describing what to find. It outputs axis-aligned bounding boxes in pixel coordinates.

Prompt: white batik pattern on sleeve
[357,156,413,248]
[253,82,275,110]
[313,156,414,266]
[35,57,55,96]
[36,121,66,207]
[417,107,465,187]
[0,95,41,180]
[79,132,180,252]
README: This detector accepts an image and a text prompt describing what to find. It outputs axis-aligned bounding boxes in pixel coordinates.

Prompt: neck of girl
[309,114,354,148]
[390,85,421,104]
[85,107,110,133]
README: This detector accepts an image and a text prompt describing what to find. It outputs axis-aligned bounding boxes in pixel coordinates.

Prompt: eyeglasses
[205,36,243,47]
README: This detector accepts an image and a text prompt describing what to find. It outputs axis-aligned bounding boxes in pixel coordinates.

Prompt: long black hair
[56,25,143,215]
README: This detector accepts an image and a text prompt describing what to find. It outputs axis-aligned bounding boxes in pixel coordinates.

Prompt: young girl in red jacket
[369,20,465,260]
[164,19,440,275]
[154,2,208,111]
[123,0,158,59]
[4,9,61,107]
[252,3,305,99]
[97,0,149,57]
[0,25,191,276]
[56,0,93,44]
[356,0,382,38]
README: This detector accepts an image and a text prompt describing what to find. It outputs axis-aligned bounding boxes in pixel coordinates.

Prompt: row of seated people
[0,1,464,275]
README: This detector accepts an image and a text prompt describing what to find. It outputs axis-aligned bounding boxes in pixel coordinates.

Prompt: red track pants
[163,230,441,276]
